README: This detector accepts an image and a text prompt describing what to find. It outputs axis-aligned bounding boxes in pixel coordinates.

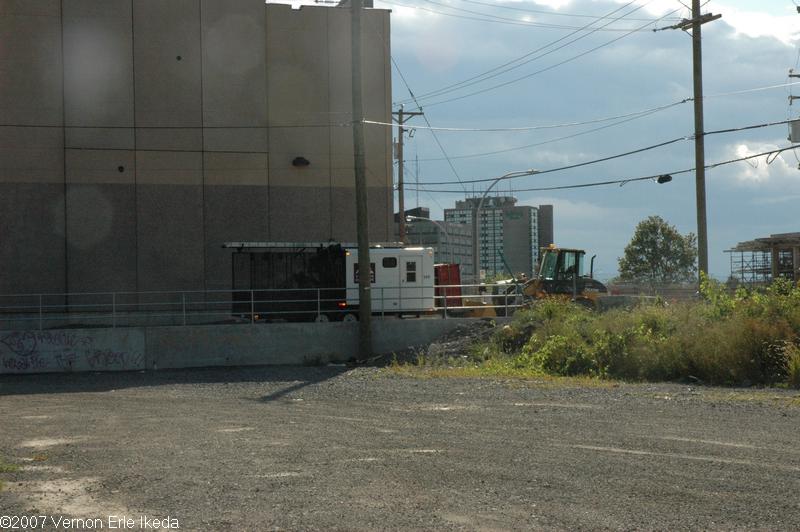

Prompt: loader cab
[539,247,585,281]
[529,245,606,304]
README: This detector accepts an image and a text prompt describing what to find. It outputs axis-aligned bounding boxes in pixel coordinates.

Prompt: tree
[618,216,697,285]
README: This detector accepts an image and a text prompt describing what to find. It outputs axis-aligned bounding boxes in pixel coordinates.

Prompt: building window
[406,261,417,282]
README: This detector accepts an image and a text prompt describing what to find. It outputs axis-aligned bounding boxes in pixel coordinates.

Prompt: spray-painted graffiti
[2,354,48,371]
[0,331,144,373]
[1,331,92,357]
[86,349,144,370]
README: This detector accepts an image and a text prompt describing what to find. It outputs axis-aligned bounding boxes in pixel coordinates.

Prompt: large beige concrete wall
[0,2,66,296]
[0,0,392,295]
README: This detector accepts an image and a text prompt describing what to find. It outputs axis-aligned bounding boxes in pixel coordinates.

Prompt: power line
[391,56,467,192]
[412,106,671,162]
[395,0,646,105]
[416,7,683,108]
[705,81,800,99]
[403,162,445,210]
[379,0,653,31]
[430,137,688,185]
[454,0,681,21]
[412,145,800,194]
[415,0,656,31]
[418,118,797,186]
[366,101,686,131]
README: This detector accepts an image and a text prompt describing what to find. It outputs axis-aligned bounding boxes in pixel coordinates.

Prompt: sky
[359,0,800,281]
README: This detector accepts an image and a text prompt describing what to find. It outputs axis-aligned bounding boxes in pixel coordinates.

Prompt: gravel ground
[1,367,799,531]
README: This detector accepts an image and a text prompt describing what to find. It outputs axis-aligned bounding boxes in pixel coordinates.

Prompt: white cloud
[716,140,799,185]
[529,0,573,9]
[713,2,799,45]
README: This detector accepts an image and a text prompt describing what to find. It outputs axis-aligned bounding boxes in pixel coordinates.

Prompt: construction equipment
[522,244,608,308]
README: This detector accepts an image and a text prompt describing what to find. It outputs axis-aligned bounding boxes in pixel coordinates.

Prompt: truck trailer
[223,242,435,321]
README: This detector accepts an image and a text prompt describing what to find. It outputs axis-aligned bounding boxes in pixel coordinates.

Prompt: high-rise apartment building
[444,197,553,279]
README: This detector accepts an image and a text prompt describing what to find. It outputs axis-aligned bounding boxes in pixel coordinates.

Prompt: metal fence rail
[0,284,526,331]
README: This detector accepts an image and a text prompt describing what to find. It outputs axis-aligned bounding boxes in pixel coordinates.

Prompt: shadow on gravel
[256,367,349,402]
[0,365,352,397]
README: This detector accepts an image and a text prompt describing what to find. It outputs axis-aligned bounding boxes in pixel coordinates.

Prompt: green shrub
[475,281,800,386]
[784,342,800,389]
[449,280,800,387]
[515,333,596,376]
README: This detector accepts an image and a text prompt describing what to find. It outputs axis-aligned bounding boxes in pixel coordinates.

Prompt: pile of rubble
[369,319,498,366]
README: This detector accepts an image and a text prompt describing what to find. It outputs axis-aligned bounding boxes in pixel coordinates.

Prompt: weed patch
[407,276,800,387]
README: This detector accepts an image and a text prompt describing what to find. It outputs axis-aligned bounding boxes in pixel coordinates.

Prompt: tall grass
[450,276,800,386]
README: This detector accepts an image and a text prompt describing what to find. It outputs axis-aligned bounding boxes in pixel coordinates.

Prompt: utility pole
[691,0,709,282]
[663,3,720,282]
[392,106,423,243]
[351,0,371,360]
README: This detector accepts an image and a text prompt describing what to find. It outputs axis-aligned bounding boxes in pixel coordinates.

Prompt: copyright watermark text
[0,515,180,529]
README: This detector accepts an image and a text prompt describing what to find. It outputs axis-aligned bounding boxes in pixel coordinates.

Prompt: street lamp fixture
[406,215,453,265]
[473,169,539,282]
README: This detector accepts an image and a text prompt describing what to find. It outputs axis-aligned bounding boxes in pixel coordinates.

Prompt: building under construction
[726,233,800,285]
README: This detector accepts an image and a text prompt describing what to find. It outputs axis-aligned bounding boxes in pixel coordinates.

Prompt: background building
[444,197,553,279]
[397,208,473,276]
[0,1,392,295]
[726,232,800,285]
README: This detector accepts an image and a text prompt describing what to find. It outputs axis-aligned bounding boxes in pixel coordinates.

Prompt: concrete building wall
[503,207,537,278]
[537,204,554,249]
[404,221,473,275]
[0,3,66,296]
[0,1,392,295]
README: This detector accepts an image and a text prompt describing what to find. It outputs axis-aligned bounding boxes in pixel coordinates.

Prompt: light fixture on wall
[292,156,310,167]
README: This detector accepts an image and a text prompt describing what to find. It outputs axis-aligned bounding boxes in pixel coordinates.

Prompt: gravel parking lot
[1,367,799,530]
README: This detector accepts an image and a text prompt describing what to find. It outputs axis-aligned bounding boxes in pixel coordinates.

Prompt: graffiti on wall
[0,331,144,372]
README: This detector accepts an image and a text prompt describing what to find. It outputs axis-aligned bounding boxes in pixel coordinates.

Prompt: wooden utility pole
[691,0,708,281]
[393,106,423,242]
[351,0,372,360]
[665,3,720,282]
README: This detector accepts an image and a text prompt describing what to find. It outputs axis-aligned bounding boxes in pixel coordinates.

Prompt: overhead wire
[365,82,800,135]
[412,145,800,194]
[403,161,445,210]
[414,0,655,31]
[366,100,687,131]
[394,0,647,105]
[411,106,671,162]
[391,56,468,192]
[454,0,681,21]
[415,6,683,108]
[417,118,797,186]
[379,0,654,31]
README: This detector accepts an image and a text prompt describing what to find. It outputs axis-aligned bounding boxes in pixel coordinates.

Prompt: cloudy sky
[365,0,799,280]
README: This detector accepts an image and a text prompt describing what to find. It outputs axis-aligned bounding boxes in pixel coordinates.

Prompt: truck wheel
[342,313,358,322]
[315,314,330,323]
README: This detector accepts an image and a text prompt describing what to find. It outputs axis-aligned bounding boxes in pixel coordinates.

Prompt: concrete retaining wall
[0,318,501,374]
[0,329,146,374]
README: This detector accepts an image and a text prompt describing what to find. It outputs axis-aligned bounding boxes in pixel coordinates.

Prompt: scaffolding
[725,232,800,286]
[726,248,772,286]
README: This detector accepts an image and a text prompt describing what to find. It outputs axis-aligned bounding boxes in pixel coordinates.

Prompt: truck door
[400,255,424,311]
[374,255,400,312]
